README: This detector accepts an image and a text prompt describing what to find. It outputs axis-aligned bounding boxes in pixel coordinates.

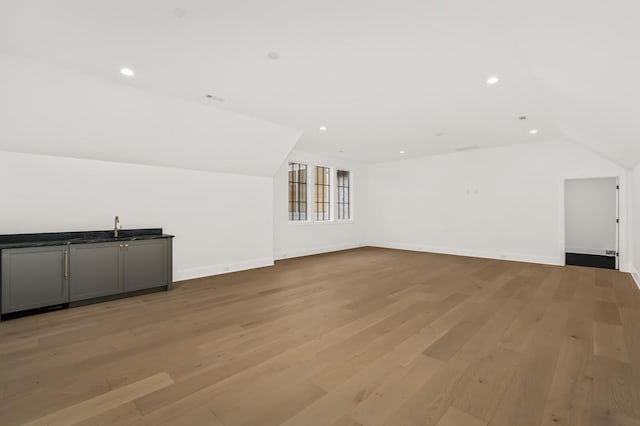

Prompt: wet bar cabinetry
[1,245,70,314]
[0,229,173,320]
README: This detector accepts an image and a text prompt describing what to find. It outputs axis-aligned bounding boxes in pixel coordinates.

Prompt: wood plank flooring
[1,247,640,425]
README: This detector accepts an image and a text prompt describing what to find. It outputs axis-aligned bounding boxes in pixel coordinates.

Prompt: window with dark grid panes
[315,166,330,221]
[337,170,350,220]
[288,163,307,221]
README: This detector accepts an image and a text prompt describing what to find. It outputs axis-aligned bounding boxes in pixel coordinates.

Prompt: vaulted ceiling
[1,0,639,168]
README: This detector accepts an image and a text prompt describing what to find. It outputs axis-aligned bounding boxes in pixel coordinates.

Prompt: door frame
[560,175,621,270]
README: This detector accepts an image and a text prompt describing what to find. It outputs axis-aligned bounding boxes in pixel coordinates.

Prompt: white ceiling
[1,0,639,167]
[0,52,303,176]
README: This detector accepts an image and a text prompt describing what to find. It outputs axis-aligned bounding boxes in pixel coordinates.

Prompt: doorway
[564,177,619,270]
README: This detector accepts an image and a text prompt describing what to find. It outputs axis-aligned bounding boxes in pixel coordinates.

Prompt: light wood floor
[1,247,640,426]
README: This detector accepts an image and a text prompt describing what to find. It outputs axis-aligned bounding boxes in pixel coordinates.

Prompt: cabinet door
[123,239,167,292]
[69,242,122,302]
[1,246,70,314]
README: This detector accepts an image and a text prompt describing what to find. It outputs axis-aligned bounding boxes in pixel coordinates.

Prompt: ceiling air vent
[455,145,480,152]
[204,94,225,102]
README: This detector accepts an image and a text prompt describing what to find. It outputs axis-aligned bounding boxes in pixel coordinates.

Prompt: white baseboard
[174,257,274,282]
[175,243,367,281]
[631,265,640,290]
[368,241,563,266]
[170,246,640,288]
[274,242,367,260]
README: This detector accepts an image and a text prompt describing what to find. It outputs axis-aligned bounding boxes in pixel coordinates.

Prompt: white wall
[367,140,631,271]
[273,150,368,259]
[0,151,274,281]
[0,52,301,177]
[632,164,640,284]
[3,46,638,282]
[564,177,617,256]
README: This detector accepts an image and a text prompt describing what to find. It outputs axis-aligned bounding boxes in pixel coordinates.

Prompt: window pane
[337,170,350,220]
[288,162,307,221]
[315,166,331,221]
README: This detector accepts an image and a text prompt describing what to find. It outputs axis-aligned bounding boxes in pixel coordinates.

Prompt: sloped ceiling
[502,0,640,169]
[0,1,638,168]
[0,53,302,176]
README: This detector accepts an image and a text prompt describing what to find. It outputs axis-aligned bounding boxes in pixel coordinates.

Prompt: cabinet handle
[64,250,69,279]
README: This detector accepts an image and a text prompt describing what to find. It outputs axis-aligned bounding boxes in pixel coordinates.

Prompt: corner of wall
[274,242,367,260]
[632,163,640,289]
[630,265,640,290]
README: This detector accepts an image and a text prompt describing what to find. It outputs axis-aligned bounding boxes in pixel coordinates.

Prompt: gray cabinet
[1,237,172,315]
[1,245,70,313]
[70,242,122,302]
[123,239,170,292]
[68,238,171,303]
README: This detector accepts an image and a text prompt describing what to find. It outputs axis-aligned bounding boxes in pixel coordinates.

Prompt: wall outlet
[605,250,616,255]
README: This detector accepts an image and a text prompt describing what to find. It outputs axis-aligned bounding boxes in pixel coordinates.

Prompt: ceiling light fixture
[120,67,135,77]
[319,126,327,131]
[486,76,499,85]
[529,129,538,134]
[399,150,406,154]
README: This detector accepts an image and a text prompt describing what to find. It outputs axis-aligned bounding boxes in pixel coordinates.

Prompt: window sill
[287,219,355,226]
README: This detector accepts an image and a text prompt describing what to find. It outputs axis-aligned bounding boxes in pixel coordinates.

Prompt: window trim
[314,165,331,221]
[336,169,351,220]
[287,162,308,221]
[285,160,355,225]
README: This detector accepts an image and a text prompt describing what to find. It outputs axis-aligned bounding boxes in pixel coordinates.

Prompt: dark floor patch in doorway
[565,253,616,270]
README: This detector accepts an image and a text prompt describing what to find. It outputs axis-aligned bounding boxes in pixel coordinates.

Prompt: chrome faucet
[114,216,120,238]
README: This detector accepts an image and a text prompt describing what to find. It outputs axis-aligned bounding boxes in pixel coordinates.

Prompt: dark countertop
[0,228,174,249]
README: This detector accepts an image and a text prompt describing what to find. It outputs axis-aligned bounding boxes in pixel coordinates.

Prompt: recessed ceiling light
[267,51,280,60]
[486,76,499,85]
[319,126,327,131]
[120,67,134,77]
[399,150,406,154]
[529,129,538,134]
